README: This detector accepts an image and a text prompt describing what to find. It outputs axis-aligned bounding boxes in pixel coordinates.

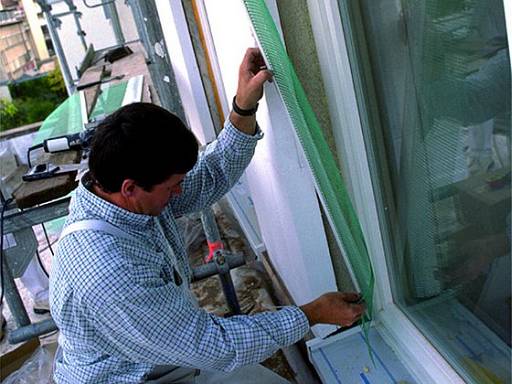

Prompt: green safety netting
[34,81,129,234]
[89,81,128,120]
[33,81,128,145]
[243,0,375,342]
[33,92,83,145]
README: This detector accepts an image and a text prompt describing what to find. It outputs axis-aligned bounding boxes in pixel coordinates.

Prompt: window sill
[378,304,466,384]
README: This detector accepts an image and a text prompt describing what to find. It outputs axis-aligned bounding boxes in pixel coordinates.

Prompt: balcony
[0,9,25,26]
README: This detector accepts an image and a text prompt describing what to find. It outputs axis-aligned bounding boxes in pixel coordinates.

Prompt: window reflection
[354,0,511,381]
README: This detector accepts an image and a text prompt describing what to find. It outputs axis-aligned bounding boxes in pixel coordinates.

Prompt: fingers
[301,292,368,327]
[246,48,265,65]
[335,292,366,327]
[349,302,366,318]
[235,47,272,110]
[252,69,273,87]
[241,48,267,74]
[340,292,362,303]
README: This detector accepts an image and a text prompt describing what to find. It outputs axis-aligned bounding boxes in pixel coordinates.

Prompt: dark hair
[89,103,198,193]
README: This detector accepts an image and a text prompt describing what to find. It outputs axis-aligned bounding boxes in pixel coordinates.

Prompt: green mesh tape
[243,0,375,335]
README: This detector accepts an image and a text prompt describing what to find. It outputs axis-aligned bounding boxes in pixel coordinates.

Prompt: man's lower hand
[300,292,366,327]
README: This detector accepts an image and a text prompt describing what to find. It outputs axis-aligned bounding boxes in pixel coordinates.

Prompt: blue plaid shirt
[50,121,310,383]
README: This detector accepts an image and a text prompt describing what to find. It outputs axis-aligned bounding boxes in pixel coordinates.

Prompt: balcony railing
[0,10,25,25]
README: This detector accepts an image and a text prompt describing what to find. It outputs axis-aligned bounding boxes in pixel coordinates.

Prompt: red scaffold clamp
[204,240,224,263]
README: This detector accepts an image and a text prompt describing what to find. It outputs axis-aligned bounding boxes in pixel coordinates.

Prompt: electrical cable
[0,198,14,308]
[27,143,44,168]
[32,205,51,277]
[36,238,58,254]
[35,250,49,279]
[41,223,54,257]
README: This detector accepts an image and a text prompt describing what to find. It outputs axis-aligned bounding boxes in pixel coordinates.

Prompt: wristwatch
[232,96,259,116]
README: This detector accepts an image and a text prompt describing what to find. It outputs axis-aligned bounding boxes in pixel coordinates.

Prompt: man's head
[89,103,198,215]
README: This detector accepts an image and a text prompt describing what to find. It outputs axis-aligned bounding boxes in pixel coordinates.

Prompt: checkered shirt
[50,121,310,383]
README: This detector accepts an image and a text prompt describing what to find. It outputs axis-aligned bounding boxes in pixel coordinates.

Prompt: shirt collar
[75,173,153,231]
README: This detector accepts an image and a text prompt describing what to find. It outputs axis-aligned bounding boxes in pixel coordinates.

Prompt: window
[41,25,54,56]
[345,0,511,382]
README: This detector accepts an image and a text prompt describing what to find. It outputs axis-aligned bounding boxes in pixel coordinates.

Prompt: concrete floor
[1,205,297,382]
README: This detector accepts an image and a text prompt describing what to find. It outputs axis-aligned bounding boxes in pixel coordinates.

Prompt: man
[50,48,365,383]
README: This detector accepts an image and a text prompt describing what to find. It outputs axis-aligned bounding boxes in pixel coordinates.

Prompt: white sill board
[307,324,417,384]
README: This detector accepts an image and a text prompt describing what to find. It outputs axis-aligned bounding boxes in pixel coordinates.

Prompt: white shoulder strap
[59,219,135,242]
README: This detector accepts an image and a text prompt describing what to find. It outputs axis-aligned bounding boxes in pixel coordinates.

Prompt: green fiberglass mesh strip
[243,0,375,320]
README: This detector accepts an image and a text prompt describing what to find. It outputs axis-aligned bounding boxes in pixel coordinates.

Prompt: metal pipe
[82,0,124,44]
[192,252,245,281]
[8,318,57,344]
[126,0,186,120]
[200,208,222,244]
[36,0,75,95]
[63,0,87,51]
[105,1,125,45]
[200,208,242,315]
[214,251,242,315]
[52,10,80,18]
[82,0,115,8]
[2,255,30,328]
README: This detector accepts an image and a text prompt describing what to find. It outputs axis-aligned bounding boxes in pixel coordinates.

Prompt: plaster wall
[275,0,355,292]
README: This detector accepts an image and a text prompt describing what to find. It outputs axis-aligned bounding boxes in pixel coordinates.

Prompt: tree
[47,66,67,97]
[0,99,21,132]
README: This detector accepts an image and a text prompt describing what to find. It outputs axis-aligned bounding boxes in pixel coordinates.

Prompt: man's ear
[120,179,138,198]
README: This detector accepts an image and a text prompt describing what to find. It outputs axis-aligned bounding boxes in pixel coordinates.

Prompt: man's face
[134,174,186,216]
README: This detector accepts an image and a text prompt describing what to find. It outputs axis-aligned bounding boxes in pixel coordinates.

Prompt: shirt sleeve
[168,120,263,217]
[90,281,309,371]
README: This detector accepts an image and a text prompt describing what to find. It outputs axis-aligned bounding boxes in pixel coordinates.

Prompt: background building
[0,7,37,81]
[20,0,53,65]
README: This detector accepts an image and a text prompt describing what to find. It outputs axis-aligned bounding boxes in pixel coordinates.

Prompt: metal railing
[0,10,25,25]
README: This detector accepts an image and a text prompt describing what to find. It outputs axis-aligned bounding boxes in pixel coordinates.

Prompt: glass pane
[353,0,511,382]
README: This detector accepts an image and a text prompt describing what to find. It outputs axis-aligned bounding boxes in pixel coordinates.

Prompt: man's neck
[92,184,133,212]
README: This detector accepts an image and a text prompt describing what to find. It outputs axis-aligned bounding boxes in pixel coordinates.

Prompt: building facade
[41,1,512,382]
[0,8,37,81]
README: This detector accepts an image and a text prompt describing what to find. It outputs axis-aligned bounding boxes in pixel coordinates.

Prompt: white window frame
[306,1,474,383]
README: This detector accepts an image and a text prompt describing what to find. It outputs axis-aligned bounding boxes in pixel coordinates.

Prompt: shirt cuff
[222,120,264,147]
[276,305,310,345]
